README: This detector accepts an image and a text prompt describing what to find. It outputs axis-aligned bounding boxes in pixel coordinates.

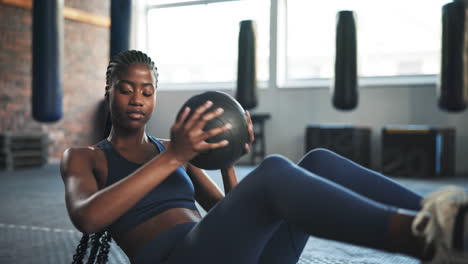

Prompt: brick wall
[0,1,110,163]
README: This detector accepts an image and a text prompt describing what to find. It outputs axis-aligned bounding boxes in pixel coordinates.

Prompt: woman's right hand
[166,100,232,164]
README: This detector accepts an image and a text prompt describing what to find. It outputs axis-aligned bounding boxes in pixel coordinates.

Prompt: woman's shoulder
[63,140,105,158]
[61,143,105,171]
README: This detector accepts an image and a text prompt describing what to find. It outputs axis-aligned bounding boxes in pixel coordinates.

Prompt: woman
[61,50,468,264]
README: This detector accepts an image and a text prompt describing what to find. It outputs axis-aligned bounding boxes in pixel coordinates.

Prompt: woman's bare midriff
[112,207,202,261]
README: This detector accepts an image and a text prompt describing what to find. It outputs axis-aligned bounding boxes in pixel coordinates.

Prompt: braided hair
[71,231,111,264]
[71,50,158,264]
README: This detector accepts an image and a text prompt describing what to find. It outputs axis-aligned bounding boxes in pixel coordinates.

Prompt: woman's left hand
[243,110,255,155]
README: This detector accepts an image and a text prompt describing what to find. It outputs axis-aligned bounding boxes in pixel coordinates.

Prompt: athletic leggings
[134,148,423,264]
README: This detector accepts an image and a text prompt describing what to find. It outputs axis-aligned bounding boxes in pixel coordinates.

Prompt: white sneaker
[411,185,468,264]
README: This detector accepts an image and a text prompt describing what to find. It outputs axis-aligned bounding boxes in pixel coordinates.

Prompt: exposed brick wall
[0,1,110,163]
[65,0,109,17]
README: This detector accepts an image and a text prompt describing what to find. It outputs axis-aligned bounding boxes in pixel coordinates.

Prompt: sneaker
[411,185,468,263]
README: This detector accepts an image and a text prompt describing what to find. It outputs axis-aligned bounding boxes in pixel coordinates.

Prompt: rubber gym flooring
[1,164,467,264]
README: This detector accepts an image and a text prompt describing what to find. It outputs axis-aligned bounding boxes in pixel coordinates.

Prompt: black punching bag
[111,0,132,57]
[332,10,358,111]
[438,1,466,112]
[32,0,64,122]
[236,20,258,110]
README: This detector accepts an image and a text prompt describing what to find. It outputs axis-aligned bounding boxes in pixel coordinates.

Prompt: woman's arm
[186,110,253,210]
[220,166,238,194]
[62,101,230,234]
[163,135,238,212]
[180,161,240,213]
[184,164,238,212]
[185,163,225,212]
[61,147,183,234]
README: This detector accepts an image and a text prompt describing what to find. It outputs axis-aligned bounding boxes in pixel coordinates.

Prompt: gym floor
[1,165,467,264]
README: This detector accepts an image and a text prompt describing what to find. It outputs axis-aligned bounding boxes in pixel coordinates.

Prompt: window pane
[286,0,450,81]
[147,0,269,86]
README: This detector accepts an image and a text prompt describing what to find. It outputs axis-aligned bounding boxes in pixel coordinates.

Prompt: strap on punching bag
[438,1,466,112]
[32,0,64,122]
[111,0,132,57]
[236,20,258,110]
[332,10,358,111]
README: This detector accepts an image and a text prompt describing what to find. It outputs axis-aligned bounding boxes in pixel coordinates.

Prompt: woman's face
[108,63,157,132]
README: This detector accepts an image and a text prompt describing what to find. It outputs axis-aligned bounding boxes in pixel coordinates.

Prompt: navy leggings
[135,148,423,264]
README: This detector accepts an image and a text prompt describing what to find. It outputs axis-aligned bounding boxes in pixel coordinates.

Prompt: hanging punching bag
[332,10,358,111]
[236,20,258,110]
[32,0,64,122]
[110,0,132,57]
[438,1,466,112]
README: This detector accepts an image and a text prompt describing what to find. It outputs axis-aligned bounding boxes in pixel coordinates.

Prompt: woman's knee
[235,155,293,200]
[298,148,338,169]
[260,154,293,170]
[252,154,294,182]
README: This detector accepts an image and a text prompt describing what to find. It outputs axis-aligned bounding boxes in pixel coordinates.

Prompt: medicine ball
[178,91,249,170]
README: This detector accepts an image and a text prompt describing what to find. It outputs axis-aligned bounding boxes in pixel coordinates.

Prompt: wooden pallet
[382,126,455,178]
[0,132,48,170]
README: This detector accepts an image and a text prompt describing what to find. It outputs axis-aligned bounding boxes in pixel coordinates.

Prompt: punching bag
[110,0,132,57]
[236,20,258,110]
[332,10,358,111]
[32,0,64,122]
[438,1,466,112]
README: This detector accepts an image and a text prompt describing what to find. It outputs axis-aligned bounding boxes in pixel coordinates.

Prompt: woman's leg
[259,148,426,264]
[166,155,411,264]
[298,148,423,210]
[257,222,309,264]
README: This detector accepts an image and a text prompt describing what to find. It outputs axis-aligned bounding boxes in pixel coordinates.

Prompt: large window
[283,0,449,87]
[146,0,270,89]
[143,0,451,89]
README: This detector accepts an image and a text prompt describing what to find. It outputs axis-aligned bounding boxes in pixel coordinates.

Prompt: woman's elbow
[73,221,100,235]
[70,210,106,234]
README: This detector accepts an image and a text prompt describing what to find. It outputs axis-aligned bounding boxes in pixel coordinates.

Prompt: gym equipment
[382,125,455,178]
[32,0,64,122]
[0,132,48,170]
[178,91,249,170]
[305,125,371,167]
[236,20,258,110]
[110,0,131,57]
[438,1,467,112]
[332,10,358,111]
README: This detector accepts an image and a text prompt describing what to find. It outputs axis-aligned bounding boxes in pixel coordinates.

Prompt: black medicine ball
[177,91,249,170]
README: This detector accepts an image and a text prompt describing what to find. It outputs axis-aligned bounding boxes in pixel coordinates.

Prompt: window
[142,0,452,90]
[281,0,450,87]
[146,0,270,89]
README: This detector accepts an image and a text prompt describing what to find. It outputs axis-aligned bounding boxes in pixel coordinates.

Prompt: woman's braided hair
[71,231,111,264]
[71,50,157,264]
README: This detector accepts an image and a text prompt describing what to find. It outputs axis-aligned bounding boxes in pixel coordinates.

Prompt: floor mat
[1,164,467,264]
